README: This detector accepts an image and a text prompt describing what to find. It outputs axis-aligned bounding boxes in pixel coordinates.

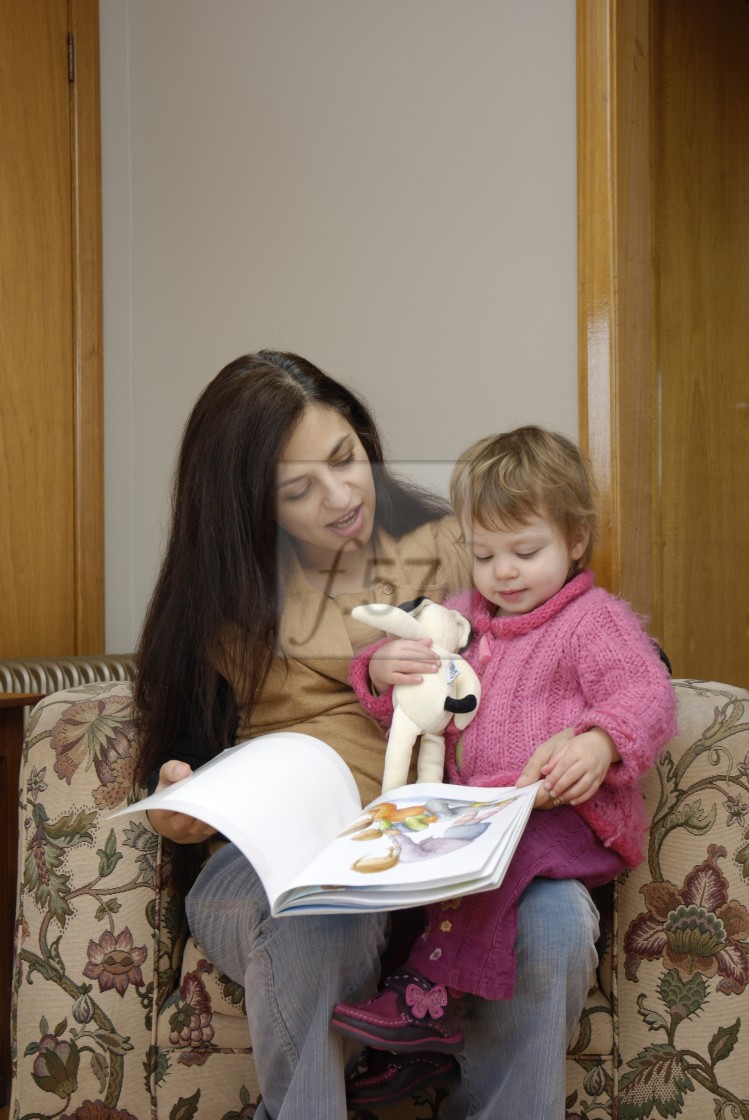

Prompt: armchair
[9,675,749,1119]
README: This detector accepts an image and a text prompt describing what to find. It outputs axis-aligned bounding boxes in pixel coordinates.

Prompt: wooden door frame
[70,0,104,651]
[576,0,662,635]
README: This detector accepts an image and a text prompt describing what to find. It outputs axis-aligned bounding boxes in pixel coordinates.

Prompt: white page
[273,780,539,914]
[110,732,362,908]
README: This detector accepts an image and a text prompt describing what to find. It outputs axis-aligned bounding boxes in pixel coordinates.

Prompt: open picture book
[110,732,540,917]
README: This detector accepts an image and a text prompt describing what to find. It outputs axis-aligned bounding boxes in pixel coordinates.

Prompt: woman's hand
[368,637,440,694]
[517,726,619,808]
[146,759,217,844]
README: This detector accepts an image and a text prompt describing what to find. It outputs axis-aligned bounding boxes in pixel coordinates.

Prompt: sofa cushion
[178,935,247,1017]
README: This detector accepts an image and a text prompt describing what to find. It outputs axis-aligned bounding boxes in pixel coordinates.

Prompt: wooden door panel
[578,0,749,689]
[0,0,103,658]
[655,0,749,685]
[1,0,75,656]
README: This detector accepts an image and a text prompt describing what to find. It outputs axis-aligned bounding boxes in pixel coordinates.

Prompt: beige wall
[99,0,577,652]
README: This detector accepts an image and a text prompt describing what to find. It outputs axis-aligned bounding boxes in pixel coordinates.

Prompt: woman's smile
[327,504,366,536]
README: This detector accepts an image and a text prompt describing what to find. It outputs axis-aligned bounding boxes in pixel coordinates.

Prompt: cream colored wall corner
[100,0,577,652]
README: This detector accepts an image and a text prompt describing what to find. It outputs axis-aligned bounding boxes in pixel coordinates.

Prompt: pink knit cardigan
[349,570,678,867]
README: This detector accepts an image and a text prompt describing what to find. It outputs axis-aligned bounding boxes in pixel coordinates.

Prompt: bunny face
[407,600,471,653]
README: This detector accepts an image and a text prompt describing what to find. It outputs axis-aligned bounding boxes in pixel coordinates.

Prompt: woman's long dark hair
[134,350,449,785]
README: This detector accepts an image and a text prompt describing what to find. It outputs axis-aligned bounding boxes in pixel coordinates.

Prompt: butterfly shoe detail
[330,967,464,1053]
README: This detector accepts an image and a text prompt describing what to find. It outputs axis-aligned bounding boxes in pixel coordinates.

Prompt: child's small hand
[516,727,573,808]
[369,638,440,693]
[540,727,620,807]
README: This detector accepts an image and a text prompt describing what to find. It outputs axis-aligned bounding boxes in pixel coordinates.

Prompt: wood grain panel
[70,0,105,652]
[578,0,749,687]
[0,1,76,656]
[576,0,617,591]
[653,0,749,685]
[576,0,662,636]
[0,0,103,657]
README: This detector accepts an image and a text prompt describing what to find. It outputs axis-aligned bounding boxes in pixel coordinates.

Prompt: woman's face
[275,404,377,572]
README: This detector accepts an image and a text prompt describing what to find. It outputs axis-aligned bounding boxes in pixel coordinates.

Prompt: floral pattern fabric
[10,678,749,1119]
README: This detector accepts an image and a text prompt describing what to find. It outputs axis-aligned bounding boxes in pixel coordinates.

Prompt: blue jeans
[445,876,600,1119]
[409,808,620,999]
[186,844,599,1120]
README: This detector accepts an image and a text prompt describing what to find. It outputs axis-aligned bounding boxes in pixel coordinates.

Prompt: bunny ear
[449,611,473,651]
[350,603,425,640]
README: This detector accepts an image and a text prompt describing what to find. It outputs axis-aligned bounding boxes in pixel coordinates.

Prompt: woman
[135,351,599,1120]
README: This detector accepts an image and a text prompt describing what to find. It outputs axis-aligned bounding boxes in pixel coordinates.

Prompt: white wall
[100,0,578,652]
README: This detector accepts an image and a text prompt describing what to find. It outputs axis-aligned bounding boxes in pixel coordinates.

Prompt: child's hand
[540,727,620,807]
[369,637,440,694]
[516,727,573,808]
[146,759,218,844]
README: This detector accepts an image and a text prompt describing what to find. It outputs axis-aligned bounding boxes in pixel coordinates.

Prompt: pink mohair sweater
[350,569,678,868]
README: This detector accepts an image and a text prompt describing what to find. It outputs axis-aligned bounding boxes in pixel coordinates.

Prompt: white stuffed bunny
[352,596,481,793]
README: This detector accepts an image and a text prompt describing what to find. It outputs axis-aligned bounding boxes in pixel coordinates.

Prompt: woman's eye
[334,451,355,468]
[285,484,311,502]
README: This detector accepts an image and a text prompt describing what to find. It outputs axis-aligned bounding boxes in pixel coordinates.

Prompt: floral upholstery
[10,678,749,1120]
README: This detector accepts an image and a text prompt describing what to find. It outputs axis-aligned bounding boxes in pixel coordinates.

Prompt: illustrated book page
[111,731,540,917]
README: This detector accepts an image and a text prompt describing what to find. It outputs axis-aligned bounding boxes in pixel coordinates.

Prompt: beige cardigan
[225,517,470,807]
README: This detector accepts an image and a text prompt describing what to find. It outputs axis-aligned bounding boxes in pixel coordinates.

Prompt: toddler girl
[332,425,677,1057]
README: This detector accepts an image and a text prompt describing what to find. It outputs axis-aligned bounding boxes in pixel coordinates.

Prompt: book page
[273,779,539,914]
[110,732,362,907]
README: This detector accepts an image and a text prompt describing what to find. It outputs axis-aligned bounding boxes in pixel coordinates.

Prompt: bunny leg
[416,733,446,784]
[381,708,421,793]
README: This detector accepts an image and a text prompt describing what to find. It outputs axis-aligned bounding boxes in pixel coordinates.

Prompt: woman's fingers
[147,804,217,843]
[154,758,192,792]
[148,760,217,843]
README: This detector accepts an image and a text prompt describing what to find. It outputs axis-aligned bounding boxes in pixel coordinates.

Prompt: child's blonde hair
[450,425,597,569]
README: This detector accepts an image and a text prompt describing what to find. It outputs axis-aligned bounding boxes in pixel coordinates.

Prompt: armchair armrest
[11,681,184,1119]
[613,679,749,1119]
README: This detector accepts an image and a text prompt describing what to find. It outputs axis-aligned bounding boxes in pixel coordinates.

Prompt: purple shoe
[331,968,464,1053]
[346,1048,460,1108]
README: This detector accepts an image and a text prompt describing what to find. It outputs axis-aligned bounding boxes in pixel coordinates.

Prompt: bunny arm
[448,657,482,731]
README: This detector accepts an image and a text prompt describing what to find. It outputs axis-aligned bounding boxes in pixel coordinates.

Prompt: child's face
[462,512,588,616]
